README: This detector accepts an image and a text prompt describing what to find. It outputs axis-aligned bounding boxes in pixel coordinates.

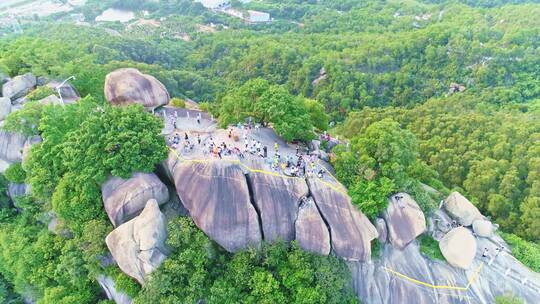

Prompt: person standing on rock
[185,132,189,141]
[197,112,201,124]
[197,135,201,145]
[274,142,279,153]
[263,146,268,158]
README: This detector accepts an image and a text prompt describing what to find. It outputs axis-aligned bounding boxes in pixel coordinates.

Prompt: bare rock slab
[444,191,483,226]
[106,199,168,285]
[307,178,378,261]
[104,68,170,111]
[172,161,262,252]
[0,130,26,163]
[249,171,308,242]
[295,199,331,255]
[2,73,36,100]
[383,193,426,249]
[102,172,169,227]
[439,226,477,270]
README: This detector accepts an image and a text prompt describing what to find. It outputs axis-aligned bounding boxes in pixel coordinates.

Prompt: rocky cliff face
[104,68,170,111]
[93,73,540,304]
[350,196,540,304]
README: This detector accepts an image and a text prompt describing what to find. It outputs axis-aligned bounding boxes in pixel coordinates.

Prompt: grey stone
[170,160,262,252]
[106,199,167,285]
[444,192,483,226]
[383,193,426,249]
[249,164,308,242]
[104,68,169,111]
[307,178,378,261]
[0,97,11,120]
[439,227,477,270]
[295,198,330,255]
[46,81,80,104]
[97,275,133,304]
[0,130,26,163]
[472,219,494,238]
[2,73,36,100]
[102,173,169,227]
[375,218,388,243]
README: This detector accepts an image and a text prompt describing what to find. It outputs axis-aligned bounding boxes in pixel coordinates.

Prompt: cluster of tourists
[167,120,327,180]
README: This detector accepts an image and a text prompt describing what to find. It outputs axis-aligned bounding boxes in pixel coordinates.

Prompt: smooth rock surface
[444,192,483,226]
[46,81,80,104]
[104,68,169,110]
[295,198,331,255]
[249,167,308,242]
[439,227,477,270]
[472,219,493,238]
[383,193,426,249]
[0,130,26,163]
[97,275,133,304]
[307,178,378,261]
[375,218,388,243]
[351,208,540,304]
[0,97,11,120]
[106,199,168,285]
[2,73,36,100]
[37,95,62,105]
[102,173,169,227]
[170,160,262,252]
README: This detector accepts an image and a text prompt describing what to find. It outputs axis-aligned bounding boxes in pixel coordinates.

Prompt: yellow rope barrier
[169,147,484,291]
[168,147,348,195]
[382,262,484,291]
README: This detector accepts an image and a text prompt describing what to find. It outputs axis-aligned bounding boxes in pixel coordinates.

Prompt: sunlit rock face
[104,68,169,111]
[106,199,168,285]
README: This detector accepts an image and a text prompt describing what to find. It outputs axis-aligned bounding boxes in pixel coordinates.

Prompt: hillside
[0,0,539,303]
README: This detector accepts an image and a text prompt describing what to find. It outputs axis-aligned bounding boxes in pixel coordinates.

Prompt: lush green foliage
[495,293,524,304]
[26,86,57,102]
[334,119,437,218]
[4,163,26,184]
[218,78,321,141]
[136,217,357,304]
[501,233,540,272]
[170,97,186,108]
[0,94,167,302]
[418,235,444,260]
[24,96,167,231]
[338,97,540,242]
[2,101,44,136]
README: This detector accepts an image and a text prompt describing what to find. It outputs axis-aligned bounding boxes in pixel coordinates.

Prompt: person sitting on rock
[482,248,489,258]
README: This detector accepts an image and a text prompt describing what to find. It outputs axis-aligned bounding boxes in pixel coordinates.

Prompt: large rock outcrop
[2,73,36,100]
[383,193,426,249]
[307,178,378,261]
[106,199,168,285]
[472,219,494,238]
[249,169,309,242]
[97,275,133,304]
[0,130,26,163]
[0,97,11,120]
[102,173,169,227]
[351,206,540,304]
[439,227,477,270]
[444,192,483,226]
[104,68,169,111]
[295,199,331,255]
[46,80,80,104]
[170,160,262,252]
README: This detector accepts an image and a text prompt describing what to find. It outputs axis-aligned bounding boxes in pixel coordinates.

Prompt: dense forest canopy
[0,0,539,303]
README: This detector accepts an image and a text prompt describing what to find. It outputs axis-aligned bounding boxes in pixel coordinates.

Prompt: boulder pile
[106,199,168,285]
